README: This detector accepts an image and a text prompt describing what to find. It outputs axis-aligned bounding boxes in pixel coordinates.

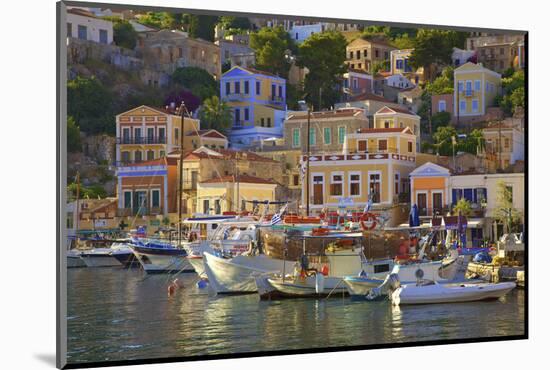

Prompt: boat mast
[75,171,80,247]
[176,102,187,247]
[306,107,311,216]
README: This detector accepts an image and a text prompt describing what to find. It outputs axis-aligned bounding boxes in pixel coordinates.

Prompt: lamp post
[175,101,188,246]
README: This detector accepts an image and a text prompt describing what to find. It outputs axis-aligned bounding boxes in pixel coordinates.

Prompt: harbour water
[67,268,525,365]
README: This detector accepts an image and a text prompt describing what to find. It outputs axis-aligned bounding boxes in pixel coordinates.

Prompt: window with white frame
[438,100,446,112]
[394,172,400,195]
[292,128,300,147]
[338,126,346,144]
[458,81,464,92]
[330,173,343,196]
[459,100,466,113]
[474,80,481,91]
[472,99,479,113]
[123,191,132,209]
[349,173,361,196]
[151,189,161,208]
[369,173,381,203]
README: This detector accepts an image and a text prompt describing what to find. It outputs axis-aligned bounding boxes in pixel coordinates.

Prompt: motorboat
[390,279,516,305]
[80,248,123,267]
[110,242,140,268]
[130,240,193,274]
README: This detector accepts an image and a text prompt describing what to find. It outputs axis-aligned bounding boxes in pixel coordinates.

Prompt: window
[160,150,165,157]
[459,100,466,113]
[123,191,132,209]
[267,117,271,127]
[323,127,331,145]
[147,150,154,160]
[465,80,472,95]
[260,118,265,127]
[458,81,464,92]
[122,128,130,144]
[474,80,481,91]
[296,32,299,40]
[472,99,479,113]
[134,127,142,143]
[408,141,413,153]
[77,25,87,40]
[67,22,72,37]
[438,100,446,112]
[499,60,504,69]
[330,174,343,196]
[375,49,379,58]
[147,127,154,143]
[278,85,283,97]
[99,29,108,44]
[225,82,230,95]
[244,81,249,94]
[235,81,241,94]
[158,127,166,143]
[151,189,160,208]
[358,140,367,152]
[134,151,142,162]
[356,50,360,59]
[486,81,490,92]
[234,108,241,124]
[396,59,404,69]
[363,49,367,57]
[256,81,261,95]
[338,126,346,144]
[271,84,276,98]
[369,173,381,203]
[358,63,362,69]
[504,138,510,150]
[121,151,130,163]
[174,128,179,141]
[309,128,316,146]
[378,139,387,151]
[384,120,390,128]
[350,173,361,196]
[433,192,443,213]
[292,128,300,147]
[244,108,249,121]
[215,199,221,214]
[293,175,299,186]
[349,51,353,59]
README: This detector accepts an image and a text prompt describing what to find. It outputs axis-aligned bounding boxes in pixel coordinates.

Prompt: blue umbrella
[409,204,420,227]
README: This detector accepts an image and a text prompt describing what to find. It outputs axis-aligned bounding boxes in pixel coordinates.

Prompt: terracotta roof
[200,174,276,185]
[172,148,277,163]
[375,106,417,116]
[185,129,227,139]
[349,92,393,103]
[287,109,365,121]
[377,71,392,78]
[67,8,98,18]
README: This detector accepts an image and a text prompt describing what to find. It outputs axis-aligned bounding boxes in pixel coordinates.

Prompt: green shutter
[309,128,315,145]
[324,127,331,144]
[293,129,300,147]
[338,127,345,144]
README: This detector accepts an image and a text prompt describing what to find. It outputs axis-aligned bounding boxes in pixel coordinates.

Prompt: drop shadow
[34,353,57,367]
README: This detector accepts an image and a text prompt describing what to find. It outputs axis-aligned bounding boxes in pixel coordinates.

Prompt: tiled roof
[287,109,365,121]
[200,174,276,185]
[375,106,417,116]
[172,148,277,163]
[349,92,393,103]
[185,129,227,139]
[67,8,98,18]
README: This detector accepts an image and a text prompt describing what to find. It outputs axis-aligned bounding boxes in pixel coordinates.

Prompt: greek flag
[270,204,288,225]
[363,197,373,214]
[300,158,307,181]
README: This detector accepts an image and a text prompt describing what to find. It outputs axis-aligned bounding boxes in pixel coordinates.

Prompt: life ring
[360,213,377,230]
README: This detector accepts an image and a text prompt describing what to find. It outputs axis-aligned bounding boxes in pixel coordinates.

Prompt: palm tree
[199,96,233,134]
[453,198,472,217]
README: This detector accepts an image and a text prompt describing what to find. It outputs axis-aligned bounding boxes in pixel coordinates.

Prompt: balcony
[117,207,163,217]
[269,95,284,104]
[225,93,247,101]
[117,136,167,145]
[417,205,486,218]
[183,181,197,191]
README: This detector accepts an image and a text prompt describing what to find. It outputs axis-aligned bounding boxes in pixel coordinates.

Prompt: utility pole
[176,102,187,246]
[306,107,311,216]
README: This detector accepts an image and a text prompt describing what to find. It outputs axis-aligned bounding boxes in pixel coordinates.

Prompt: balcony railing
[417,205,486,218]
[117,207,163,217]
[117,136,167,144]
[225,93,247,101]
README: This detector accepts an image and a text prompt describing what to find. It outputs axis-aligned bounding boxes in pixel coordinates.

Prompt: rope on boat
[324,278,345,300]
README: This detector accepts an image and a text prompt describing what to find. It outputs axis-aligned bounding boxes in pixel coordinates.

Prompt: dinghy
[391,280,516,305]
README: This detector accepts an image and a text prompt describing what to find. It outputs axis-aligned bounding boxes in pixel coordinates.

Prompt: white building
[385,73,415,89]
[451,47,476,67]
[67,8,113,44]
[288,23,323,43]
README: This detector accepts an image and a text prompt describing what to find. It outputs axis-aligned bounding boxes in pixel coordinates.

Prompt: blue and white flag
[299,158,307,182]
[270,204,288,225]
[363,197,373,214]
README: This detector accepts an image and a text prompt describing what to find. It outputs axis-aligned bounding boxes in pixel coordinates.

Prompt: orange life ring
[360,213,377,230]
[312,227,330,236]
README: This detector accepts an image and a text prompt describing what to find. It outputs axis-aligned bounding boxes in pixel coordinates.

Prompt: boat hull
[132,246,194,274]
[260,276,348,299]
[203,252,291,294]
[392,282,516,305]
[80,254,122,267]
[67,255,86,268]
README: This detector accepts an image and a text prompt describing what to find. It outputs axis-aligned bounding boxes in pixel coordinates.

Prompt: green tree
[218,16,251,31]
[431,111,451,132]
[391,33,415,49]
[137,12,181,29]
[497,71,525,116]
[250,26,295,78]
[457,129,484,155]
[453,198,472,217]
[432,126,457,156]
[172,67,218,100]
[67,183,107,200]
[409,29,468,81]
[426,66,454,95]
[67,76,115,134]
[199,96,233,134]
[67,116,82,153]
[113,20,138,49]
[188,15,218,41]
[493,180,522,234]
[297,31,348,110]
[372,60,390,74]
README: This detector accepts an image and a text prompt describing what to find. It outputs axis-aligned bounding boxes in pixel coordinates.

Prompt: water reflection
[67,269,525,365]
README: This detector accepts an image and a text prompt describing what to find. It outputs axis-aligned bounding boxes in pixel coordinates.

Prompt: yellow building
[453,62,501,118]
[115,105,226,165]
[373,106,421,151]
[303,127,416,211]
[220,66,287,146]
[345,38,395,73]
[197,175,278,214]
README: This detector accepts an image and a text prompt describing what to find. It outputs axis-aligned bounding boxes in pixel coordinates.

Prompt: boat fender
[315,273,325,294]
[167,283,177,297]
[197,279,208,289]
[321,264,329,276]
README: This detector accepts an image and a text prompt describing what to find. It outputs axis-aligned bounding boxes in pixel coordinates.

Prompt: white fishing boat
[390,280,516,305]
[110,242,139,267]
[256,234,376,299]
[80,248,123,267]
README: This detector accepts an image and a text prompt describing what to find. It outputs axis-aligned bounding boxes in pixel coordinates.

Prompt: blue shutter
[463,188,473,202]
[452,189,460,205]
